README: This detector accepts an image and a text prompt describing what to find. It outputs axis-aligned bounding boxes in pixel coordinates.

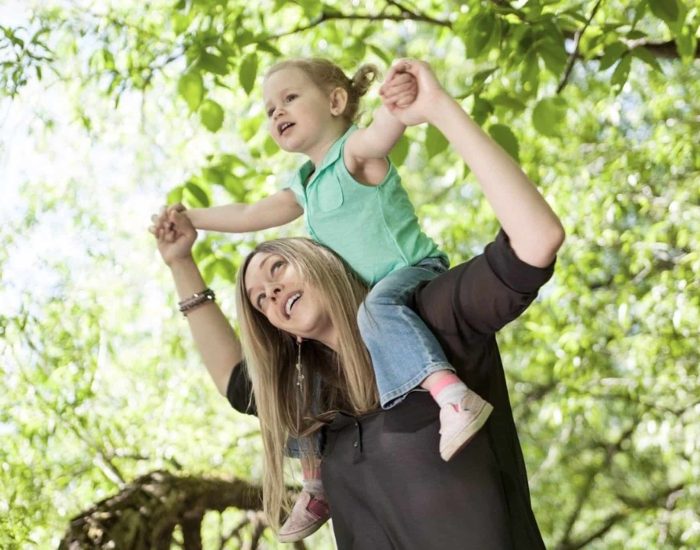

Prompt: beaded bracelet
[178,288,216,316]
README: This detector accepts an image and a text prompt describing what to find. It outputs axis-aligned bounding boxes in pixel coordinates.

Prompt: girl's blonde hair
[265,58,378,124]
[234,237,378,530]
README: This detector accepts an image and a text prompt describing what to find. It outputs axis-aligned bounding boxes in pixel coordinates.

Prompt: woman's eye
[256,294,266,309]
[271,260,284,273]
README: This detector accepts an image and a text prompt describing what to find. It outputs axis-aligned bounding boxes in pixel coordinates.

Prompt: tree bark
[59,470,264,550]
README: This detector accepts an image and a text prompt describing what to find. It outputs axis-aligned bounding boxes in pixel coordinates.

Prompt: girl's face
[243,251,338,350]
[263,67,344,159]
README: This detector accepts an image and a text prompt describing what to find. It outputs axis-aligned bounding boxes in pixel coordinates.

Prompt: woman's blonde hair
[265,58,378,124]
[234,237,378,530]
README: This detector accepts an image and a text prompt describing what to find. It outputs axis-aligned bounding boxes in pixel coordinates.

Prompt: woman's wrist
[425,92,463,129]
[167,254,196,270]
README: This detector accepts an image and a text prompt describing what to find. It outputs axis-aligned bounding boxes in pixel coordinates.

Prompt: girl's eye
[256,293,266,309]
[285,94,297,103]
[266,107,275,118]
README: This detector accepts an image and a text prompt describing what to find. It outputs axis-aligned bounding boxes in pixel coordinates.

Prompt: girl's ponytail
[350,64,378,98]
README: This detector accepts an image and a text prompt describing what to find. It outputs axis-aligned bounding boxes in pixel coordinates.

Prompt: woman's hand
[380,59,448,126]
[149,208,197,267]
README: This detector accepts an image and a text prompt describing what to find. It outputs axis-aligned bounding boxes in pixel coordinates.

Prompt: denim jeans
[285,374,324,459]
[357,257,452,408]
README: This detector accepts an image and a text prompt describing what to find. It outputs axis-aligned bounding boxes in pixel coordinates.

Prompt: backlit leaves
[239,52,258,95]
[177,70,204,111]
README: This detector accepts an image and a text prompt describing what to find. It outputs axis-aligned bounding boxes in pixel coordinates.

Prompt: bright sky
[0,2,188,320]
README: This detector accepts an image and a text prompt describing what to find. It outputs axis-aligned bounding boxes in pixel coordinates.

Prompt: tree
[1,0,698,547]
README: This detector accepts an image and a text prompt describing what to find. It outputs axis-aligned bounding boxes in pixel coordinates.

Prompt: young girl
[160,58,492,542]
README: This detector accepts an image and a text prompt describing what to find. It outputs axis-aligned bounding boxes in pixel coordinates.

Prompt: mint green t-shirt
[284,126,447,286]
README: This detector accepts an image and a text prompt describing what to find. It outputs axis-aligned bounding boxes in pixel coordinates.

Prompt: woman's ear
[329,87,348,117]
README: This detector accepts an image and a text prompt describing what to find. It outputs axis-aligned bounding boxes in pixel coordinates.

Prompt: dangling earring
[295,336,305,392]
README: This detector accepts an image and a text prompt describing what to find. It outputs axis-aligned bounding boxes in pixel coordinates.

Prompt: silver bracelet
[178,288,216,316]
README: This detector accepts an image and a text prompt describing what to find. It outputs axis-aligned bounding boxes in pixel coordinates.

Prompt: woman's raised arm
[152,209,242,395]
[383,60,565,267]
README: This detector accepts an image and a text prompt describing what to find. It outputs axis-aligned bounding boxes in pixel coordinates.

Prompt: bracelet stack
[178,288,216,316]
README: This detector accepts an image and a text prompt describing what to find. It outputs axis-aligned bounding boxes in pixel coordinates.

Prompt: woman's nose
[266,283,282,300]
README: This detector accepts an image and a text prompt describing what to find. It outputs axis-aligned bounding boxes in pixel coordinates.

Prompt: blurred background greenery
[1,0,698,548]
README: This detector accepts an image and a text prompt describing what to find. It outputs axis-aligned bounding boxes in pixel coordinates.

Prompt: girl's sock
[426,371,469,408]
[302,465,325,498]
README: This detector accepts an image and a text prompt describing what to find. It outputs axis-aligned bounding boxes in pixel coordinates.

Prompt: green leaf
[648,0,679,24]
[491,93,527,112]
[198,52,229,76]
[464,12,496,58]
[239,52,258,95]
[630,47,663,73]
[368,44,391,65]
[471,97,494,126]
[599,42,627,71]
[532,97,567,137]
[675,24,697,60]
[214,257,239,283]
[172,13,191,34]
[488,124,520,162]
[538,37,568,76]
[177,71,203,112]
[611,55,632,90]
[185,181,210,207]
[389,134,409,166]
[199,99,224,132]
[263,135,279,156]
[235,29,255,48]
[166,185,184,205]
[256,41,283,57]
[425,124,449,159]
[521,51,540,96]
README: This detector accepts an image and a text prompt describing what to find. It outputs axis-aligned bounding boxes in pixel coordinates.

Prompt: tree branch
[561,483,686,550]
[557,0,603,94]
[59,470,265,550]
[264,4,451,40]
[555,421,639,549]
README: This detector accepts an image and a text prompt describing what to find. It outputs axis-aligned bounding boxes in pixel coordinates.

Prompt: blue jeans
[286,374,324,459]
[357,257,452,409]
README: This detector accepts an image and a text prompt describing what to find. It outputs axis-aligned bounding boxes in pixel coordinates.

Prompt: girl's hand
[149,208,197,266]
[379,70,417,111]
[150,203,186,239]
[380,59,448,126]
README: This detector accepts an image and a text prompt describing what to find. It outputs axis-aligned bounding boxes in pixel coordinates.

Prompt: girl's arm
[385,60,565,267]
[186,189,303,233]
[342,72,416,186]
[153,209,243,395]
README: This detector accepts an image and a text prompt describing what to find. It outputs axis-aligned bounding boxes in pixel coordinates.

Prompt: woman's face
[243,251,338,350]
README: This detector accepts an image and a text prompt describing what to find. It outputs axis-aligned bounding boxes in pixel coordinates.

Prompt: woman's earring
[295,337,304,392]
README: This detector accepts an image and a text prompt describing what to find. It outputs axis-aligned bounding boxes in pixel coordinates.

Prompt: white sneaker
[278,490,330,542]
[439,390,493,461]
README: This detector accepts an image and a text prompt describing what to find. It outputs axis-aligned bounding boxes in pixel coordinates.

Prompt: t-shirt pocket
[316,178,344,212]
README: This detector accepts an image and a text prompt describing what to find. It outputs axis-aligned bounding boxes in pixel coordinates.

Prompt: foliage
[1,0,699,548]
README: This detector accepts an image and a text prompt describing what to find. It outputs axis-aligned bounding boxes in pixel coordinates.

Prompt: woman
[153,60,564,549]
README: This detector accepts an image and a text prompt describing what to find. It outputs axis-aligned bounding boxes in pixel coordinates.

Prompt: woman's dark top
[227,231,554,550]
